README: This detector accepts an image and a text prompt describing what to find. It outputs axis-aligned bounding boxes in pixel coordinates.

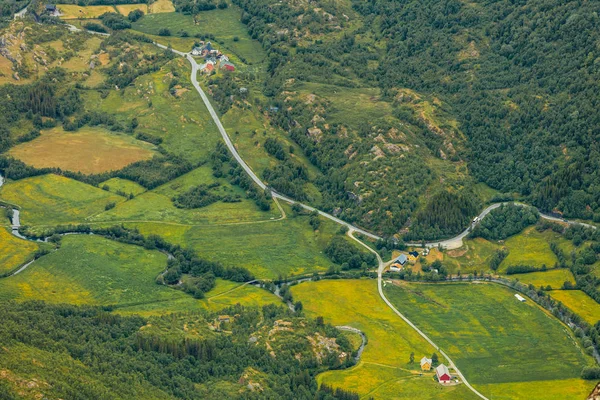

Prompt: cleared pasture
[126,205,356,279]
[115,4,148,15]
[384,282,592,398]
[0,174,124,226]
[550,290,600,326]
[512,268,575,289]
[57,4,116,19]
[499,227,559,271]
[8,127,156,174]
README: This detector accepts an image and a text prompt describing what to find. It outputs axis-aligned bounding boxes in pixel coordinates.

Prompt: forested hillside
[355,0,600,222]
[228,0,600,237]
[0,301,360,399]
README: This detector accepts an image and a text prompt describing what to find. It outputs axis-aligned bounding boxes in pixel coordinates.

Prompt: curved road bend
[347,229,489,400]
[185,54,380,240]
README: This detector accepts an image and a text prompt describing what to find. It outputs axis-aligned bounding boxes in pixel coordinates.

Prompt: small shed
[436,364,451,383]
[514,294,526,302]
[420,357,432,371]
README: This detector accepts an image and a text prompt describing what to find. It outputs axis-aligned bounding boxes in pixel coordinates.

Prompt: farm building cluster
[388,249,428,272]
[420,356,455,384]
[191,41,235,74]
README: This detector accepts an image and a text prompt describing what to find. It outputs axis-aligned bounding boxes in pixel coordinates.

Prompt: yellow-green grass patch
[0,174,124,225]
[99,177,147,196]
[116,3,148,15]
[149,0,175,13]
[384,282,591,389]
[511,268,574,289]
[0,235,183,307]
[550,290,600,325]
[57,4,117,19]
[292,280,439,398]
[477,378,596,400]
[126,205,352,280]
[499,227,559,271]
[220,106,321,184]
[9,126,156,174]
[318,364,478,400]
[0,227,39,275]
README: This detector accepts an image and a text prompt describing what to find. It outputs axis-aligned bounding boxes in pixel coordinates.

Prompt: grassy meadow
[149,0,175,13]
[57,4,116,19]
[0,174,124,226]
[8,127,157,174]
[99,177,147,196]
[384,282,592,399]
[219,106,322,198]
[126,204,346,279]
[444,237,501,274]
[550,290,600,325]
[0,234,279,315]
[0,227,39,275]
[291,279,478,399]
[115,3,148,15]
[499,227,559,271]
[513,268,575,289]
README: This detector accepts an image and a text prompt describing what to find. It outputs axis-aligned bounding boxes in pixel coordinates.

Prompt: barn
[436,364,451,384]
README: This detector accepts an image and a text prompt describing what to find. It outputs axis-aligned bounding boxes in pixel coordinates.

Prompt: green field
[126,205,348,279]
[0,227,39,275]
[499,227,559,271]
[0,234,279,315]
[219,106,322,198]
[511,268,575,289]
[131,8,267,65]
[291,280,478,399]
[92,165,280,225]
[551,290,600,326]
[117,278,279,316]
[384,282,592,399]
[0,174,125,226]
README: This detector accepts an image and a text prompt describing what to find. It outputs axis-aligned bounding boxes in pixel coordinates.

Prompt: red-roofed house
[435,364,451,384]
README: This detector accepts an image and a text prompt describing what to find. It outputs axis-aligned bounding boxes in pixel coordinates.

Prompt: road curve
[185,54,380,240]
[348,229,489,400]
